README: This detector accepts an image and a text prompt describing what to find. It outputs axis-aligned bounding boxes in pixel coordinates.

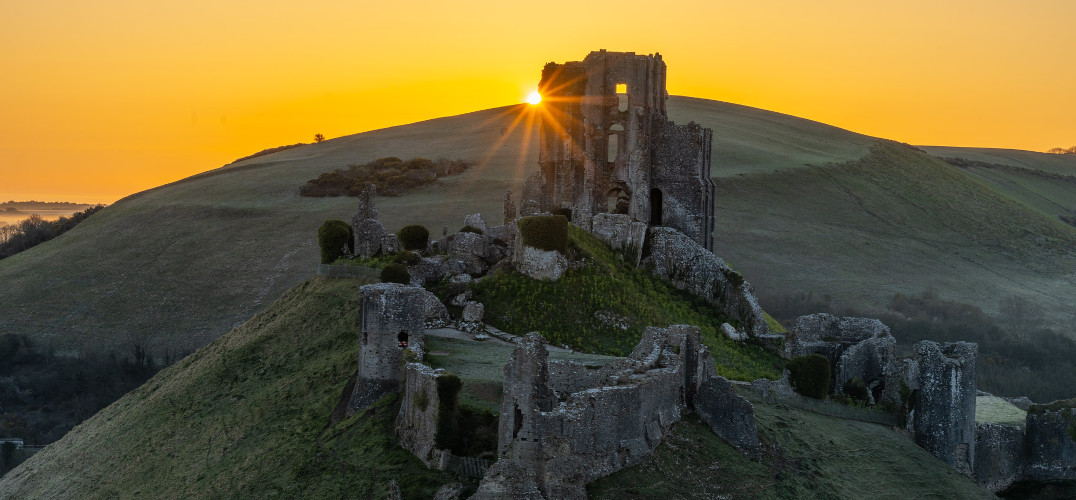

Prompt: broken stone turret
[909,340,978,476]
[787,313,895,399]
[347,283,431,414]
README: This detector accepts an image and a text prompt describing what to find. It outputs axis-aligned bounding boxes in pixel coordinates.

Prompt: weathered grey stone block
[975,422,1025,492]
[694,375,760,457]
[514,245,568,281]
[590,213,647,264]
[463,301,484,323]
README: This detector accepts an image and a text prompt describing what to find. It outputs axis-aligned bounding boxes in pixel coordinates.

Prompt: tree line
[0,205,104,259]
[1046,146,1076,155]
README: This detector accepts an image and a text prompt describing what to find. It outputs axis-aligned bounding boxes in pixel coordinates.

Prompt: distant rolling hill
[1,96,1075,358]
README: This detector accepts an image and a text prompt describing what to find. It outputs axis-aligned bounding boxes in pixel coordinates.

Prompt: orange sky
[2,0,1074,203]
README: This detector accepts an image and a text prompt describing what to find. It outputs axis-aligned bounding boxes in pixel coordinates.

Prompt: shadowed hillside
[0,277,994,499]
[2,96,1074,359]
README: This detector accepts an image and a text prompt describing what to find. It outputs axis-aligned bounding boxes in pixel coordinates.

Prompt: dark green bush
[317,219,353,264]
[459,225,483,234]
[518,215,569,253]
[380,263,411,284]
[843,377,868,402]
[392,250,421,266]
[551,207,572,221]
[787,354,831,399]
[397,224,430,251]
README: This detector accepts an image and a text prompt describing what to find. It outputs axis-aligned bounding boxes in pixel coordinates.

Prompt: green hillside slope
[0,277,994,499]
[0,277,453,499]
[2,96,1073,359]
[713,141,1076,327]
[0,96,878,356]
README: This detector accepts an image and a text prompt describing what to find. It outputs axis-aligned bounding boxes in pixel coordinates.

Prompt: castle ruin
[525,50,716,251]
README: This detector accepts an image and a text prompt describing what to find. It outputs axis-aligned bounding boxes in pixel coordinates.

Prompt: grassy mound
[469,226,783,381]
[0,278,452,499]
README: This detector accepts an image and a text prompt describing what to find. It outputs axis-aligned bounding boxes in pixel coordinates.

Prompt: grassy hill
[0,276,995,499]
[2,96,1075,360]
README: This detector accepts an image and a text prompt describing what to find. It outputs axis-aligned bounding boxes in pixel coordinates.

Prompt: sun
[526,91,542,105]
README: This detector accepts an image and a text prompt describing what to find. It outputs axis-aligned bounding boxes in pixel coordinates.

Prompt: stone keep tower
[532,50,716,251]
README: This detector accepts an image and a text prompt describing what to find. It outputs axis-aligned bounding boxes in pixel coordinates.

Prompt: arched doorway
[397,331,409,348]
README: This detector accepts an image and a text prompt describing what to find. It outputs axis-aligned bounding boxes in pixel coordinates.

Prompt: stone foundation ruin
[483,327,758,498]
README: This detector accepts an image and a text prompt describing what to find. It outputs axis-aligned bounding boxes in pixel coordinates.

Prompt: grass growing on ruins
[589,394,994,499]
[473,226,784,381]
[976,396,1028,428]
[0,278,454,499]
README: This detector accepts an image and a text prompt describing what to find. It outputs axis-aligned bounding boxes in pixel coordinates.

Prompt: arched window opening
[397,331,409,348]
[650,188,663,225]
[607,133,619,164]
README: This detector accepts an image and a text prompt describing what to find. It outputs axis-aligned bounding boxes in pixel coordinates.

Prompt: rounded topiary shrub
[843,377,869,402]
[392,250,421,266]
[787,353,831,400]
[380,263,411,284]
[318,219,353,264]
[397,224,430,251]
[517,215,569,253]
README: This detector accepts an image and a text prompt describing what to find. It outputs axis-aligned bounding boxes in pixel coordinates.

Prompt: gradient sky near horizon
[2,0,1074,203]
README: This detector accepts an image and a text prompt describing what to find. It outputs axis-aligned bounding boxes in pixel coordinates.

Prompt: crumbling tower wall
[534,50,716,251]
[910,340,978,476]
[347,283,427,413]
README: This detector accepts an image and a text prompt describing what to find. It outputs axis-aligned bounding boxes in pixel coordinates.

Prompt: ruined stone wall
[533,50,714,250]
[975,422,1026,492]
[1024,402,1076,481]
[910,340,977,476]
[487,326,759,499]
[396,363,444,466]
[651,120,716,251]
[787,314,894,396]
[348,283,428,414]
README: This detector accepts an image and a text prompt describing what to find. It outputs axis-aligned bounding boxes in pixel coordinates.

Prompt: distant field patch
[299,156,473,197]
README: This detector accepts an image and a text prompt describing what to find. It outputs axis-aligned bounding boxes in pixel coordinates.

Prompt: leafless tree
[997,295,1045,340]
[314,133,326,143]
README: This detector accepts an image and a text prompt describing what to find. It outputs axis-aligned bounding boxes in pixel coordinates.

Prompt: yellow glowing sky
[2,0,1074,202]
